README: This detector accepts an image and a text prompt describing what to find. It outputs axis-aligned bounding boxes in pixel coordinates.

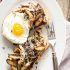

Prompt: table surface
[57,0,70,21]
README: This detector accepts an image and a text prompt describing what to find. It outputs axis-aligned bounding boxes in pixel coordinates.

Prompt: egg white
[2,12,30,44]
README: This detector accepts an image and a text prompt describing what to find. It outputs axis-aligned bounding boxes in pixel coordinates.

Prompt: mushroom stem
[19,44,25,58]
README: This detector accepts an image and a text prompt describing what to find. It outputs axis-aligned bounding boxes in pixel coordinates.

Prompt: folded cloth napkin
[0,0,2,2]
[59,22,70,70]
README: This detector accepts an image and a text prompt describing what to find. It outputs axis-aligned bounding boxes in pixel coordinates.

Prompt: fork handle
[52,53,59,70]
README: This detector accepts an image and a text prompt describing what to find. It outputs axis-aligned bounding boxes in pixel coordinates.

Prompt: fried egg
[2,12,30,44]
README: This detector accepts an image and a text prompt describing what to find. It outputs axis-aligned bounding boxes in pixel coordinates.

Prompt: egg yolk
[12,23,24,36]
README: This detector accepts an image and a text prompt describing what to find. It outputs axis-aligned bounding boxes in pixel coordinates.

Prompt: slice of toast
[7,26,49,70]
[6,1,50,70]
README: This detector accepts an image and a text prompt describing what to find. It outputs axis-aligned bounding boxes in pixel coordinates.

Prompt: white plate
[0,0,66,70]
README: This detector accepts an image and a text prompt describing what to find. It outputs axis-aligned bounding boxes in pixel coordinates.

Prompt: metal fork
[46,22,59,70]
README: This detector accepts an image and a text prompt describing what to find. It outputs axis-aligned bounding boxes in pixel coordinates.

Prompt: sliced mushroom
[19,45,25,58]
[21,62,32,70]
[14,47,21,53]
[21,5,29,8]
[35,13,43,20]
[6,59,17,67]
[34,15,43,26]
[25,9,35,22]
[35,46,45,51]
[43,16,47,23]
[18,59,24,65]
[11,66,17,70]
[8,54,21,60]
